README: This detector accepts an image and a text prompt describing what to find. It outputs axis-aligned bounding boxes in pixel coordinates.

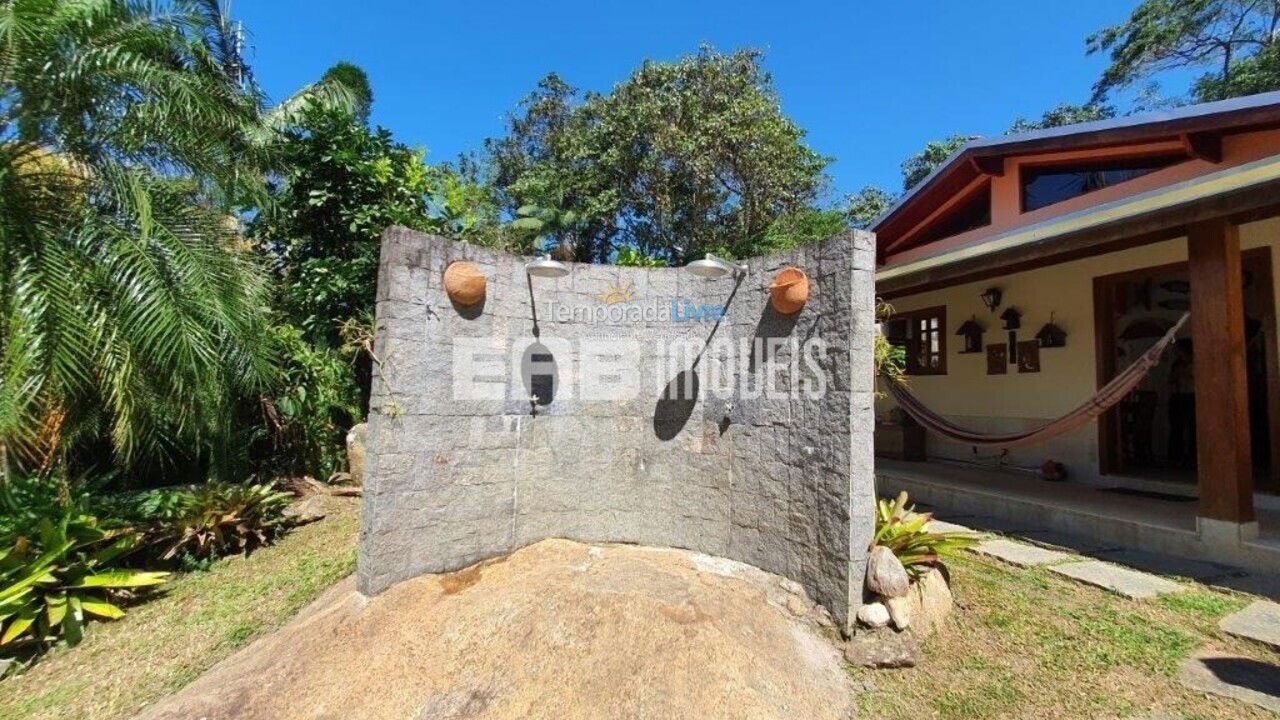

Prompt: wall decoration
[1035,312,1068,348]
[980,287,1003,313]
[1016,341,1041,373]
[986,344,1007,374]
[956,316,985,353]
[443,261,487,307]
[769,267,810,314]
[999,307,1022,330]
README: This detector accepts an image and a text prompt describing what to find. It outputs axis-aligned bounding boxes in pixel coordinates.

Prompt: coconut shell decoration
[769,267,810,315]
[443,261,486,307]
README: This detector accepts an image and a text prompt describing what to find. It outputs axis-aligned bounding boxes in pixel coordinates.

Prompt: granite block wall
[357,226,876,630]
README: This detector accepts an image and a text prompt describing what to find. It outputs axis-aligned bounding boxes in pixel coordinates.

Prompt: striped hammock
[882,313,1189,450]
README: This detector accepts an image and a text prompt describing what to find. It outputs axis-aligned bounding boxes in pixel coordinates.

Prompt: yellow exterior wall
[878,217,1280,480]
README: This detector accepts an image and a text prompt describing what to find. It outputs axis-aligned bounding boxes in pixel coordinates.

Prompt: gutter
[875,154,1280,284]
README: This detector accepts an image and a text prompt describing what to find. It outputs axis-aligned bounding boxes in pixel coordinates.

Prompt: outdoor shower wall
[358,227,876,629]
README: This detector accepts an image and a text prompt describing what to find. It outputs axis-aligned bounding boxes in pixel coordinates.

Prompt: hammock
[883,313,1189,450]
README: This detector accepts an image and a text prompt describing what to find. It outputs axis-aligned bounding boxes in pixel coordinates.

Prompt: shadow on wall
[749,304,800,373]
[654,370,700,441]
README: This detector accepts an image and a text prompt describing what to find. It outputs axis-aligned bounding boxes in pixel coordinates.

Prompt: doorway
[1094,247,1280,491]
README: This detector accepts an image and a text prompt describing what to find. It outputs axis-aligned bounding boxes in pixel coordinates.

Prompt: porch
[877,458,1280,583]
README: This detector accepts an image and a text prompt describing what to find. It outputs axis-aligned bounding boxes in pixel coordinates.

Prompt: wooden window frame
[887,305,948,376]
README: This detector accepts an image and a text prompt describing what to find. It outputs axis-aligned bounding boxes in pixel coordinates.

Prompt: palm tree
[0,0,358,480]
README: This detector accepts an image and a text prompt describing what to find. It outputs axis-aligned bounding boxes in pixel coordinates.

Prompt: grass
[852,551,1280,720]
[0,494,359,720]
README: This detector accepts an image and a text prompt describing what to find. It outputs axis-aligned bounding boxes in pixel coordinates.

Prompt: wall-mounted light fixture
[525,254,570,279]
[685,253,747,279]
[980,287,1003,313]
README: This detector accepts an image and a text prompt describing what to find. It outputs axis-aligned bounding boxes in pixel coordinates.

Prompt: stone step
[1178,652,1280,713]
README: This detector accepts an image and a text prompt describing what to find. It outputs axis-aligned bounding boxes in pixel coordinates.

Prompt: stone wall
[358,227,876,630]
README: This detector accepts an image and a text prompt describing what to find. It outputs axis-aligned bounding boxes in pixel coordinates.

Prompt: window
[885,306,947,375]
[1020,154,1185,212]
[912,185,991,247]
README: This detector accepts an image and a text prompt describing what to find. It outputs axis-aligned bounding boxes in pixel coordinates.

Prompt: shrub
[124,482,294,566]
[0,510,167,655]
[873,491,978,577]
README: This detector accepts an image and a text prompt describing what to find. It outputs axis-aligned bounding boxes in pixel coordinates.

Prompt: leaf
[508,217,544,231]
[0,605,36,645]
[45,592,67,627]
[79,598,125,620]
[67,571,169,589]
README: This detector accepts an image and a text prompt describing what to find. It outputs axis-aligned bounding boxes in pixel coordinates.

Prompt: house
[873,91,1280,572]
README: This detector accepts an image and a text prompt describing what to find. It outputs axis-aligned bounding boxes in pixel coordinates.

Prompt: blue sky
[236,0,1194,203]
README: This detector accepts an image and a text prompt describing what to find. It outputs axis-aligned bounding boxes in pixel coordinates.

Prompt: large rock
[866,545,910,598]
[908,565,954,637]
[345,422,367,486]
[885,595,912,630]
[134,539,855,720]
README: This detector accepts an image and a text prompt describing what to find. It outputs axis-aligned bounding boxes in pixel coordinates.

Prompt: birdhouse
[999,307,1022,330]
[1035,314,1068,348]
[955,316,985,354]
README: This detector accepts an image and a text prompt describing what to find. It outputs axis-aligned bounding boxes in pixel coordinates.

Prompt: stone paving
[922,502,1280,712]
[1048,560,1187,599]
[1219,600,1280,649]
[972,538,1077,567]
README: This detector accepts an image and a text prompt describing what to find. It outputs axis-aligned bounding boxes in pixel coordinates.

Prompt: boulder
[844,627,920,668]
[133,539,856,720]
[346,423,368,487]
[885,594,912,630]
[856,602,891,628]
[908,566,953,637]
[866,545,910,598]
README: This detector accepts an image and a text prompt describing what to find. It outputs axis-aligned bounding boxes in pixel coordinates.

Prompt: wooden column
[1187,219,1254,523]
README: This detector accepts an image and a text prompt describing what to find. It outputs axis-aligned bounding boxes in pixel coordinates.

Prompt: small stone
[843,627,920,668]
[856,602,890,628]
[785,595,810,617]
[866,546,910,598]
[885,595,912,630]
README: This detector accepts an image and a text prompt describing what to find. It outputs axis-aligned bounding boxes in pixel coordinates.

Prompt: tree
[485,47,831,263]
[252,106,507,347]
[1007,103,1117,133]
[901,134,975,191]
[1088,0,1280,102]
[0,1,358,480]
[845,185,895,229]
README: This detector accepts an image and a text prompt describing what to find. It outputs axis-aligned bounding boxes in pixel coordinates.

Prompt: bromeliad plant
[0,513,167,653]
[873,491,978,578]
[144,482,294,562]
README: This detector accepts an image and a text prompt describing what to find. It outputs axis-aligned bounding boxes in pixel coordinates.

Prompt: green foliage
[873,491,978,577]
[0,508,167,655]
[1007,103,1117,133]
[757,207,851,253]
[901,134,976,190]
[253,106,506,346]
[0,1,364,480]
[1087,0,1280,102]
[875,301,906,390]
[260,324,361,481]
[614,246,667,267]
[123,482,293,565]
[845,185,895,230]
[486,46,830,263]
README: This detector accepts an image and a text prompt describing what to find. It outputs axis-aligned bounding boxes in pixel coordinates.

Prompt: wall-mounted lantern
[1036,312,1068,348]
[956,316,985,354]
[980,287,1003,313]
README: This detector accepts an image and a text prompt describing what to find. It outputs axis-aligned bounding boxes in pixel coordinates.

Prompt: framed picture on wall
[1016,340,1041,373]
[986,344,1007,375]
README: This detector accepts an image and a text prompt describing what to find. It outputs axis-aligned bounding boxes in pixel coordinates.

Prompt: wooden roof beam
[969,155,1005,176]
[1182,131,1223,163]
